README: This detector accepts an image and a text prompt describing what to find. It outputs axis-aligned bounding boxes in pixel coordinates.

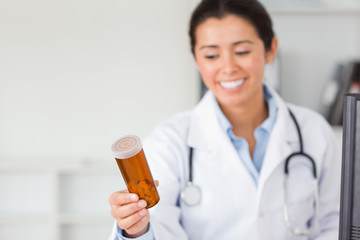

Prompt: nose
[221,54,238,75]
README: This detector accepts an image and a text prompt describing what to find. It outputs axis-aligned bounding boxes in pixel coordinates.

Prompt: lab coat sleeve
[311,125,341,240]
[108,221,155,240]
[142,112,191,240]
[108,112,191,240]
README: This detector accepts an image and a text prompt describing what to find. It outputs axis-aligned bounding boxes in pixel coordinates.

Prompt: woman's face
[194,14,277,109]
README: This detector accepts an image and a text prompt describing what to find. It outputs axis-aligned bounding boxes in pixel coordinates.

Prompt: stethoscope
[180,108,319,236]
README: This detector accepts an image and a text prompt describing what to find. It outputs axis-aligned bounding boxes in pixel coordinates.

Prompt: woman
[109,0,340,239]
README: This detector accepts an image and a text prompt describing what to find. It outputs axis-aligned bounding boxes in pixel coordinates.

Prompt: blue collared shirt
[213,84,278,185]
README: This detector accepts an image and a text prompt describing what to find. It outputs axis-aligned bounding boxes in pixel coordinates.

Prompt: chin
[218,95,246,108]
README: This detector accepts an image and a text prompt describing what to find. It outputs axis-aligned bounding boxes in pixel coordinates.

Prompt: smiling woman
[193,15,278,149]
[108,0,341,239]
[193,15,278,136]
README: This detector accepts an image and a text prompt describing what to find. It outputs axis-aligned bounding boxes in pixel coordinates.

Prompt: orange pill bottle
[111,135,160,208]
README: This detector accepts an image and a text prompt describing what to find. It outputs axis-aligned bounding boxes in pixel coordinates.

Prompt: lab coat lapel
[187,91,221,152]
[187,91,257,187]
[257,92,298,192]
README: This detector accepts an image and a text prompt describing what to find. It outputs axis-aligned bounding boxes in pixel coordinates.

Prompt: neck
[219,90,268,137]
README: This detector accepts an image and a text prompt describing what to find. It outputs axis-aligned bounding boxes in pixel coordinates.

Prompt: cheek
[197,61,218,83]
[243,55,266,77]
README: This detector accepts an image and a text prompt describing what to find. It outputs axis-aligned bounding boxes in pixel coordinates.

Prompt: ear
[265,37,278,64]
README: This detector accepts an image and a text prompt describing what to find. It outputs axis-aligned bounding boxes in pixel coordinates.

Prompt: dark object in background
[338,93,360,240]
[320,61,360,125]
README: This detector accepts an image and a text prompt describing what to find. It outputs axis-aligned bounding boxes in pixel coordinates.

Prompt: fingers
[108,181,159,238]
[114,199,147,219]
[108,190,150,238]
[117,206,149,231]
[109,190,138,206]
[122,210,151,237]
[121,180,159,236]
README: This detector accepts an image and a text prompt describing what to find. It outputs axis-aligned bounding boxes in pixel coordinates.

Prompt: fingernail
[130,194,137,201]
[141,216,147,222]
[138,200,147,208]
[139,209,146,216]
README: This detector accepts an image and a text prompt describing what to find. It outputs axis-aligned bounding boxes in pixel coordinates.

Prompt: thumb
[154,180,159,187]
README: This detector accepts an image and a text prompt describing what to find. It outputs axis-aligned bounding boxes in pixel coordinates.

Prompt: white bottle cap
[111,135,142,159]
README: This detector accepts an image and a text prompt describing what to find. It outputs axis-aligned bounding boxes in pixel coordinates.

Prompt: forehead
[195,15,259,46]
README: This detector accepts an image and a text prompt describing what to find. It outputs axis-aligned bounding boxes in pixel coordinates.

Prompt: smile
[219,79,245,89]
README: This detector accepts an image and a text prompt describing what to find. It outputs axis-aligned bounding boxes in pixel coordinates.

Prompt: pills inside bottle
[112,135,159,208]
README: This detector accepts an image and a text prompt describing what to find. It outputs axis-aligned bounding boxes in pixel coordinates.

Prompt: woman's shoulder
[287,103,328,125]
[142,109,194,167]
[145,109,193,146]
[145,91,215,144]
[287,103,325,121]
[286,103,335,138]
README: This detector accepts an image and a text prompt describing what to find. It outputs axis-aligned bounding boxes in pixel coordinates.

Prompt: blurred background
[0,0,360,239]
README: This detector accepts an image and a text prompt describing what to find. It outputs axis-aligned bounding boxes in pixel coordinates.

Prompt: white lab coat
[111,88,341,240]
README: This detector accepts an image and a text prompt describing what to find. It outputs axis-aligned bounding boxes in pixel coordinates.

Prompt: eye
[235,51,250,56]
[205,54,218,59]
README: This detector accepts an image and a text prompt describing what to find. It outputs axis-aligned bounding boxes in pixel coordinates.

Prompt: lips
[219,79,245,89]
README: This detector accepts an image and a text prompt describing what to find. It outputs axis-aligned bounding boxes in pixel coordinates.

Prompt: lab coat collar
[187,89,298,150]
[187,90,258,187]
[187,88,299,189]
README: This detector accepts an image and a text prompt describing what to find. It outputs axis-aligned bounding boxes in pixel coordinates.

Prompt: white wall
[0,1,197,239]
[2,1,360,161]
[0,0,198,161]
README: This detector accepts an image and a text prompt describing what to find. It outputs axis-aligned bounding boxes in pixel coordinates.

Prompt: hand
[109,180,159,238]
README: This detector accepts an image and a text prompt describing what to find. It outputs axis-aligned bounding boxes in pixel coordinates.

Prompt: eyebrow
[233,40,254,45]
[199,40,254,50]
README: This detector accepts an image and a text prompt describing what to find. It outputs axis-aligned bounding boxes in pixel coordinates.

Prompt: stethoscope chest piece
[181,182,201,206]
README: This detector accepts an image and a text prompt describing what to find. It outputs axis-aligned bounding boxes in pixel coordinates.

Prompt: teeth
[220,79,244,89]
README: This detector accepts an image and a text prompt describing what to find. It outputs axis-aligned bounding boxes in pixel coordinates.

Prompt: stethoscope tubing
[285,109,317,178]
[182,108,319,236]
[283,109,319,236]
[188,147,194,182]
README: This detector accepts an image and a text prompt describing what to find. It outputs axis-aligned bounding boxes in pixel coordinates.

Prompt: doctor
[109,0,341,239]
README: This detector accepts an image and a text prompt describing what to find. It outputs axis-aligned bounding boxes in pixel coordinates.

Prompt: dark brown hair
[189,0,275,54]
